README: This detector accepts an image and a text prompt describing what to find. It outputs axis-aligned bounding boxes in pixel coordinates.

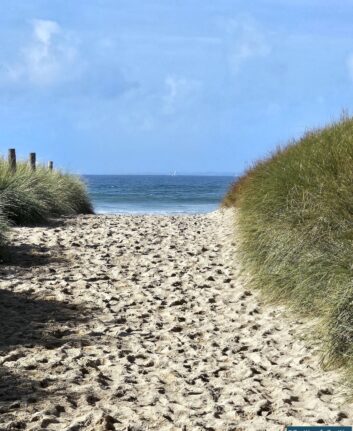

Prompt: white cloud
[0,19,134,99]
[33,19,60,45]
[26,19,78,86]
[5,19,78,87]
[225,18,271,73]
[163,75,202,114]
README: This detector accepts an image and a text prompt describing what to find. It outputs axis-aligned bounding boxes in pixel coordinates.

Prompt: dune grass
[223,116,353,382]
[0,159,93,249]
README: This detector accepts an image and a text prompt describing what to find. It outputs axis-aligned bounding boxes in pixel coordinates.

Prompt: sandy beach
[0,210,352,430]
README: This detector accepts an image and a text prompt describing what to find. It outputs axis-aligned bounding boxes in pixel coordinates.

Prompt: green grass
[223,116,353,383]
[0,159,93,248]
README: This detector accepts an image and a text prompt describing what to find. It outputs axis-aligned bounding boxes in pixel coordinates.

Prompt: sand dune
[0,210,352,430]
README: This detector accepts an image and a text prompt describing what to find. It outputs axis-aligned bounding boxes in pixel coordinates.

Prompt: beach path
[0,211,352,430]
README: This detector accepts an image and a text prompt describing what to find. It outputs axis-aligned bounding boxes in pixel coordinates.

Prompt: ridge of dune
[0,210,352,430]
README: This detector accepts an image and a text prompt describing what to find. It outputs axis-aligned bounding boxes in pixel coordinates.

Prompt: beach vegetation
[0,158,92,249]
[223,115,353,384]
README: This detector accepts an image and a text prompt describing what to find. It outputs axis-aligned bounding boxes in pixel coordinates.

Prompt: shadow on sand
[0,242,64,269]
[0,243,89,416]
[0,288,85,352]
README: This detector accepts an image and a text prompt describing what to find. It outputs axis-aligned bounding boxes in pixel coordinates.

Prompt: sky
[0,0,353,175]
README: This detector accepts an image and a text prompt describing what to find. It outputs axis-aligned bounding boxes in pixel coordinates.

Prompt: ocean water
[84,175,235,215]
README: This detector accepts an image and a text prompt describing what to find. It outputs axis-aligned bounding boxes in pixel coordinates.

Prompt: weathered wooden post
[29,152,36,171]
[8,148,16,172]
[48,161,53,171]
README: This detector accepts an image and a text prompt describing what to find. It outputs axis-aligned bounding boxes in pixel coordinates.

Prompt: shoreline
[0,210,352,430]
[93,210,219,216]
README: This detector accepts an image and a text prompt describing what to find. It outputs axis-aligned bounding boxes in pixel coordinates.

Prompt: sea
[84,175,235,215]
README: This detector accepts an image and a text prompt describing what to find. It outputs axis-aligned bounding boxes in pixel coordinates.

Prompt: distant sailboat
[171,171,177,176]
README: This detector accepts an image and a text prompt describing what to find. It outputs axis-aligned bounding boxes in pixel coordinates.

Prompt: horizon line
[82,172,238,177]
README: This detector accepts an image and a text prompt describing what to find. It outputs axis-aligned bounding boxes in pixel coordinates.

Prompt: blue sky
[0,1,353,175]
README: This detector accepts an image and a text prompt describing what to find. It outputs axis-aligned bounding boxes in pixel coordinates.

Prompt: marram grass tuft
[0,159,93,248]
[223,116,353,386]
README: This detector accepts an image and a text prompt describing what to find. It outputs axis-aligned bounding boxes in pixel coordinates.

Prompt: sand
[0,209,352,430]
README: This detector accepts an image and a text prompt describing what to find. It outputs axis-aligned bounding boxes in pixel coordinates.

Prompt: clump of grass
[0,159,93,246]
[223,115,353,383]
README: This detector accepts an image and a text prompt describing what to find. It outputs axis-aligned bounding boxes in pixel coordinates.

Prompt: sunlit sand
[0,210,351,430]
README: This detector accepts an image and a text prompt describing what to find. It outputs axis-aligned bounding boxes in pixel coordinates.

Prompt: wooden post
[29,152,36,171]
[48,161,53,171]
[8,148,16,172]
